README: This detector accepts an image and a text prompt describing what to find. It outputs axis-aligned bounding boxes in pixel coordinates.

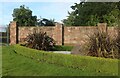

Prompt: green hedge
[52,45,73,51]
[13,45,118,75]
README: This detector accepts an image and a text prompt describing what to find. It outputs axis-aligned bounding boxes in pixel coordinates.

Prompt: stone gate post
[9,21,17,45]
[55,23,64,45]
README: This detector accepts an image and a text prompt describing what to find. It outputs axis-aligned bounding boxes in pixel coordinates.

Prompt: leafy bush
[88,30,119,59]
[25,30,55,51]
[13,44,118,75]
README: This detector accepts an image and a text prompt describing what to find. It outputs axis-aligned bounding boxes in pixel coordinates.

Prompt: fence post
[9,21,17,45]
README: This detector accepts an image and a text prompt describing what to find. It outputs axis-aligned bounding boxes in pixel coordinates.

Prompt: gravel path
[49,51,71,54]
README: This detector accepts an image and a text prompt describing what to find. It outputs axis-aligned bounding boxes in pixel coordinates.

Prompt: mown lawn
[0,46,2,77]
[2,45,119,76]
[2,46,86,76]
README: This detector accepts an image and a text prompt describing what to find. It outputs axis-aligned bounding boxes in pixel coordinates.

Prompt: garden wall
[9,21,118,45]
[64,26,97,45]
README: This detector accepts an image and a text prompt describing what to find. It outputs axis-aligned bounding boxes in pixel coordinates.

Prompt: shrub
[115,27,120,59]
[25,30,55,51]
[88,30,118,59]
[13,44,118,75]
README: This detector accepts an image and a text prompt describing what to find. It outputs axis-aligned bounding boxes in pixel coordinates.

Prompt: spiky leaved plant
[88,29,118,59]
[25,30,55,51]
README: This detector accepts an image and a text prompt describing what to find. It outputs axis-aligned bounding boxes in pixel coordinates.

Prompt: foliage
[37,18,55,26]
[12,5,37,26]
[62,12,76,26]
[11,44,118,76]
[88,30,119,59]
[2,46,87,76]
[63,2,120,26]
[115,27,120,58]
[25,30,55,51]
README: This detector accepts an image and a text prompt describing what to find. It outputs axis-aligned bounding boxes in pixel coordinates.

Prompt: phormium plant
[25,30,55,51]
[115,27,120,59]
[87,29,119,59]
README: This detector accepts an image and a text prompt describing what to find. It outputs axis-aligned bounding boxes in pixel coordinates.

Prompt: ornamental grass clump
[115,27,120,58]
[25,30,55,51]
[88,29,119,59]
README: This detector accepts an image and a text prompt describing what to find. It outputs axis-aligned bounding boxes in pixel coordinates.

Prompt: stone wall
[9,21,118,45]
[9,21,17,45]
[18,27,55,43]
[18,23,63,45]
[64,26,97,45]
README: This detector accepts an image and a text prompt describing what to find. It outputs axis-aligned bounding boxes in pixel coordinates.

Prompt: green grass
[0,43,8,46]
[2,45,119,76]
[2,46,88,76]
[0,46,2,77]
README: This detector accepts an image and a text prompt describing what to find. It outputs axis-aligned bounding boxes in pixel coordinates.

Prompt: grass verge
[2,45,119,76]
[3,46,90,76]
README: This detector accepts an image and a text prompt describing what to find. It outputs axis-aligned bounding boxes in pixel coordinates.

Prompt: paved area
[49,51,71,54]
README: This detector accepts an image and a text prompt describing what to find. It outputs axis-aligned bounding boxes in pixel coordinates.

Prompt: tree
[12,5,37,26]
[63,2,120,26]
[37,18,55,26]
[62,12,76,26]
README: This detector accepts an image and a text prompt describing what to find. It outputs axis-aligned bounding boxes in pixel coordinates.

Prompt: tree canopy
[12,5,37,26]
[37,18,55,26]
[63,2,120,26]
[12,5,56,26]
